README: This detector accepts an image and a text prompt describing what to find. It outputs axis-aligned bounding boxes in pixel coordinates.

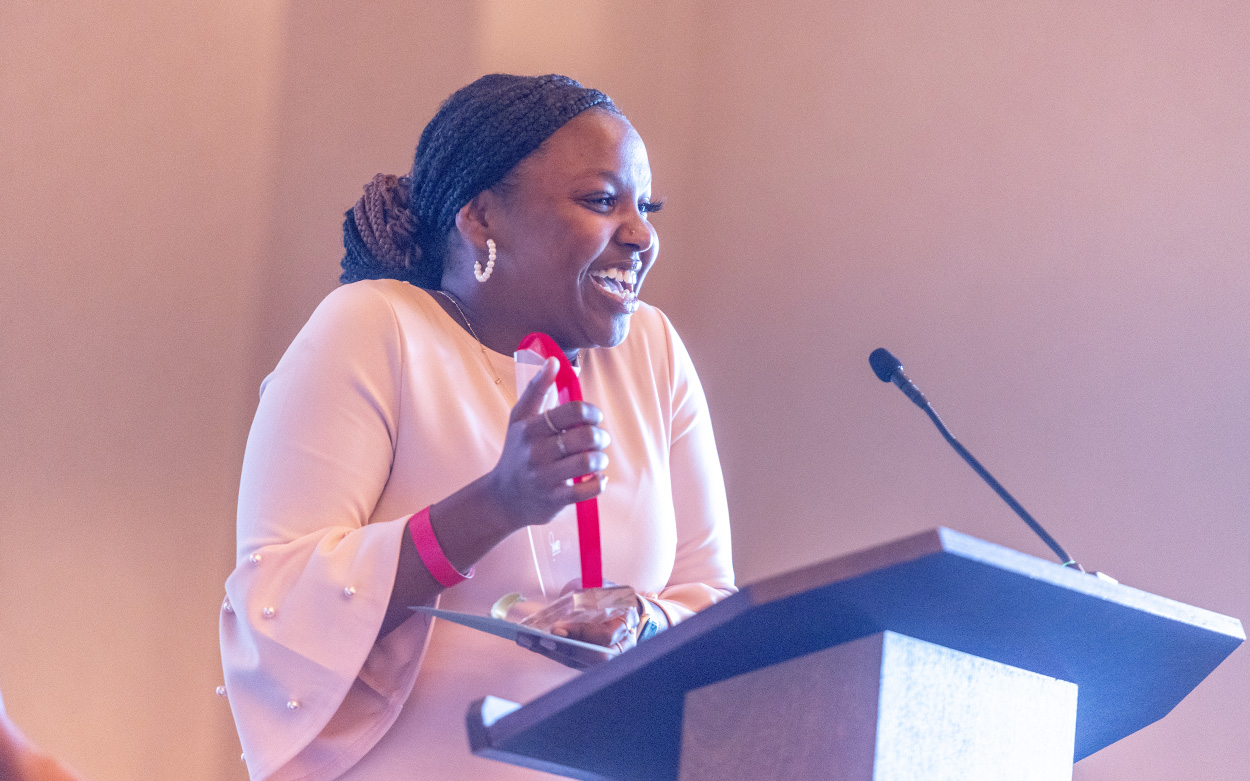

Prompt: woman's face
[482,109,660,352]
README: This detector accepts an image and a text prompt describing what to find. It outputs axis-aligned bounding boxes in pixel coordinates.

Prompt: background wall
[1,1,1245,779]
[1,2,285,778]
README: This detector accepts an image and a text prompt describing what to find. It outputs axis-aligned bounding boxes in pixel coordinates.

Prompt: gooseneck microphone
[869,348,1083,571]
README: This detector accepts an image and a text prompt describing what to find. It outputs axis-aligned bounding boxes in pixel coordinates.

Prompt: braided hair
[341,74,619,288]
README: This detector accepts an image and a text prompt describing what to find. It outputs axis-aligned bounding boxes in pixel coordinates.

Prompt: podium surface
[468,528,1244,781]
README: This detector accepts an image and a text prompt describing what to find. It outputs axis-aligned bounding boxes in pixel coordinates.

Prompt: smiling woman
[219,74,734,780]
[451,109,661,353]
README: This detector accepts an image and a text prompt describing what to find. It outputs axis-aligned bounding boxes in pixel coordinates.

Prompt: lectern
[466,528,1244,780]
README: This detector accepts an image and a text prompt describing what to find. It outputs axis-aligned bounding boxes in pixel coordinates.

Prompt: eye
[638,199,665,216]
[583,195,616,212]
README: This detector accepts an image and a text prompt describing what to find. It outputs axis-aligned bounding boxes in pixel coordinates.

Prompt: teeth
[592,268,638,286]
[591,270,639,306]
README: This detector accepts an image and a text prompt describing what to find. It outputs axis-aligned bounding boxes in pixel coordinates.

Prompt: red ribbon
[516,332,603,589]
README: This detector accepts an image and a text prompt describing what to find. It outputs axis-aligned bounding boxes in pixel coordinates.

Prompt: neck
[434,286,580,364]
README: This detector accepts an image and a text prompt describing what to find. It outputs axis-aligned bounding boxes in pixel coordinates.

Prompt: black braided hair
[341,74,620,288]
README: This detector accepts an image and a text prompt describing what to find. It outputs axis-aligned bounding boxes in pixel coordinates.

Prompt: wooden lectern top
[468,528,1244,781]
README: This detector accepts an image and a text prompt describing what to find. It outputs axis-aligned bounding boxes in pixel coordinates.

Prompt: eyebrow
[582,169,653,190]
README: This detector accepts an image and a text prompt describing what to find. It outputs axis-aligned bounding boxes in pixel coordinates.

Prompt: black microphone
[868,348,1084,571]
[869,348,928,409]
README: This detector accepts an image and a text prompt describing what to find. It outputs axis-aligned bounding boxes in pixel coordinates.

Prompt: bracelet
[409,507,474,588]
[636,596,660,642]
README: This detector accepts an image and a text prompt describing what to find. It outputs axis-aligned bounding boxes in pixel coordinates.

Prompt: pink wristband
[409,507,474,588]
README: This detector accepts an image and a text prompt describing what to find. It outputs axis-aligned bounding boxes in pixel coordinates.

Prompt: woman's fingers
[546,450,608,482]
[551,472,608,505]
[494,366,612,527]
[515,605,639,668]
[524,400,604,439]
[550,613,634,648]
[549,425,610,460]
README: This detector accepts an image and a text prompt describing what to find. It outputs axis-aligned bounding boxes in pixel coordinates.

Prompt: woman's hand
[515,608,638,670]
[508,584,644,669]
[486,357,611,532]
[550,610,636,648]
[382,359,612,638]
[516,617,636,669]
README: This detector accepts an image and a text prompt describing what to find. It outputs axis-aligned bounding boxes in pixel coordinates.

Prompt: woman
[220,74,734,780]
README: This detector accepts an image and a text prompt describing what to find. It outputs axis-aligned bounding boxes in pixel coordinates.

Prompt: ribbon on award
[515,332,604,589]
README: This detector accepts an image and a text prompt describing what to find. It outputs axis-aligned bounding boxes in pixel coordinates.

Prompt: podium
[466,528,1244,780]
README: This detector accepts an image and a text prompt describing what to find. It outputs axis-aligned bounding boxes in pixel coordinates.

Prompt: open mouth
[590,267,640,310]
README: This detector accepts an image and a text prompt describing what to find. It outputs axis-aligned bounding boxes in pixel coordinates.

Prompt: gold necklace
[435,289,585,388]
[435,289,506,390]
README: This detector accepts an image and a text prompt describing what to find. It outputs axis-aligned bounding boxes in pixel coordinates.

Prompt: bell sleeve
[219,282,429,781]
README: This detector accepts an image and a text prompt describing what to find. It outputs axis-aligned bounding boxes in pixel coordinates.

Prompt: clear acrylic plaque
[515,349,582,603]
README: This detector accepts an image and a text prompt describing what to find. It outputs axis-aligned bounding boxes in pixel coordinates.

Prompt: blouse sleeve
[220,282,429,781]
[651,313,736,624]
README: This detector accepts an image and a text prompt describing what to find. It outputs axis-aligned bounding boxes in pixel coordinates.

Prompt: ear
[453,190,498,249]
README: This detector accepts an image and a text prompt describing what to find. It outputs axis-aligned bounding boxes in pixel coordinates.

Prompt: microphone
[869,348,928,409]
[868,348,1084,572]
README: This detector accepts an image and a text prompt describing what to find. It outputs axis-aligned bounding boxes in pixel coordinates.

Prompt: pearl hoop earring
[475,239,496,283]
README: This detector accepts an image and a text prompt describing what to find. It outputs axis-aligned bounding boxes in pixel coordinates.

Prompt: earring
[474,239,496,283]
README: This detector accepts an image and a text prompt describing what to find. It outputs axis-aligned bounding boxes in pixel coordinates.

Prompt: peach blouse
[220,280,734,780]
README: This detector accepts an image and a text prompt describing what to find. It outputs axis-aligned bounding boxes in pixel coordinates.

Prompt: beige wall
[1,1,285,778]
[671,6,1250,779]
[1,1,1245,779]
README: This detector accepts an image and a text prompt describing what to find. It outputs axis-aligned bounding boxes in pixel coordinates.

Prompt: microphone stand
[919,401,1081,570]
[871,348,1084,572]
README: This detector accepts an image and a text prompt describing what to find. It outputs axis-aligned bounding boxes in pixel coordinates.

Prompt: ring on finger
[542,409,560,435]
[556,431,568,457]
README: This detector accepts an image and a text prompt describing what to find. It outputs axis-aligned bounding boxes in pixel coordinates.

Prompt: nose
[616,211,656,256]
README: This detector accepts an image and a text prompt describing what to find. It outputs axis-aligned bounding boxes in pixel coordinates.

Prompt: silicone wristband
[410,507,474,588]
